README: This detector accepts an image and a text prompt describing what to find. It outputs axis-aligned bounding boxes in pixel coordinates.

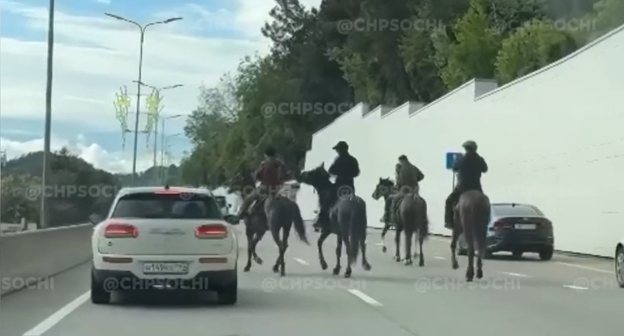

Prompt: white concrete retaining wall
[298,24,624,258]
[0,224,92,295]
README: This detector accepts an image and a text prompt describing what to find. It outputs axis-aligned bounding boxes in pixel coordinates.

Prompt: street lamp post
[161,133,182,183]
[132,81,183,167]
[41,0,55,229]
[104,12,182,182]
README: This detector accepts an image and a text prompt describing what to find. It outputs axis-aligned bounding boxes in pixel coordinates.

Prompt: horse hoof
[466,270,474,282]
[476,269,483,279]
[382,246,387,253]
[272,265,280,273]
[363,263,371,271]
[419,260,424,267]
[254,257,263,265]
[394,256,401,262]
[320,260,328,270]
[404,259,413,266]
[344,271,352,278]
[452,262,459,270]
[332,267,341,275]
[280,269,286,277]
[243,265,251,272]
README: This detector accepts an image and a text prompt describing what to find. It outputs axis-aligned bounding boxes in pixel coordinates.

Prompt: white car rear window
[111,192,223,219]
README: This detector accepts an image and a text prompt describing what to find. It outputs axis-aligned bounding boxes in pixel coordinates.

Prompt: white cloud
[0,0,321,173]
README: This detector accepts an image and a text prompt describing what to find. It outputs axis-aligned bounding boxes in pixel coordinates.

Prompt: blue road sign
[446,152,463,170]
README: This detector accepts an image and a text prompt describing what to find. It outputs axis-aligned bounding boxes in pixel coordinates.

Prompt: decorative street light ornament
[114,86,131,149]
[144,88,163,147]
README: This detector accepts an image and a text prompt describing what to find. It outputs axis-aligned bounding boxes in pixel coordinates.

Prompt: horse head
[298,162,331,191]
[372,177,394,200]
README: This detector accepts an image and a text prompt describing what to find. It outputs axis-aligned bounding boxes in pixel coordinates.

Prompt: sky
[0,0,321,174]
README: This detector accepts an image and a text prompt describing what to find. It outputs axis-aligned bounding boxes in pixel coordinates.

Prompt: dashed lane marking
[563,285,589,290]
[434,256,446,260]
[347,289,383,306]
[499,271,531,278]
[294,258,309,265]
[23,291,90,336]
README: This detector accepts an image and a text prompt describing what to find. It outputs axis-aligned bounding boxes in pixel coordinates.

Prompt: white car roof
[116,186,214,198]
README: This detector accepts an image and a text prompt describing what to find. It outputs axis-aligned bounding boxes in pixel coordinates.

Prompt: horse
[449,190,490,281]
[297,163,371,278]
[372,177,429,266]
[262,185,309,276]
[229,170,265,272]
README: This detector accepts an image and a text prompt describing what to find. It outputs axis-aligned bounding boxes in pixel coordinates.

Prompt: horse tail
[348,198,367,265]
[291,201,309,245]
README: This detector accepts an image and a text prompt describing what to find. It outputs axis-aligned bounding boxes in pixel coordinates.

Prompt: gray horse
[297,163,371,278]
[372,177,429,266]
[449,190,490,281]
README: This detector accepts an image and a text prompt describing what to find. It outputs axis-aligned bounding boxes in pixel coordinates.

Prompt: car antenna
[164,184,170,190]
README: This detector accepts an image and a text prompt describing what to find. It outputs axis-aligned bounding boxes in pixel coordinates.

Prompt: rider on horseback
[328,141,360,197]
[238,147,291,218]
[388,155,425,223]
[444,140,488,229]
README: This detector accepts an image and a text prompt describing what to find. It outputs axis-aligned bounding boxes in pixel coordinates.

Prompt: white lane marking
[555,261,613,274]
[375,243,384,246]
[563,285,589,290]
[23,291,90,336]
[434,256,446,260]
[499,271,531,278]
[347,289,383,306]
[294,258,309,265]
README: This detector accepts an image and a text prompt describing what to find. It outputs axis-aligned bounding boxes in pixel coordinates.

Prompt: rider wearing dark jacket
[238,147,291,217]
[444,140,488,229]
[328,141,360,197]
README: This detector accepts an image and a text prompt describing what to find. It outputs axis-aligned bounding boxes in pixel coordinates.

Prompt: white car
[616,238,624,288]
[89,186,240,304]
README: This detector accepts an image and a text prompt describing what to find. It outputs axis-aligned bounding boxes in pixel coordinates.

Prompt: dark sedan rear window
[111,192,223,219]
[492,204,544,217]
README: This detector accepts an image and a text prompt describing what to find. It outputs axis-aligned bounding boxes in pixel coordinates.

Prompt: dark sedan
[458,202,554,260]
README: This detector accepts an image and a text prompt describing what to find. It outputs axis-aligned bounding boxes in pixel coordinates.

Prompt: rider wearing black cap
[328,141,360,197]
[444,140,488,229]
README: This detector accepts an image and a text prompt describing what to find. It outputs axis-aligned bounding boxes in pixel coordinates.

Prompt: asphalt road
[1,224,621,336]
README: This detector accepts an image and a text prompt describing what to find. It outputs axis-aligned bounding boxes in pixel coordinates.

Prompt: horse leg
[360,239,371,271]
[317,230,330,270]
[403,227,413,266]
[381,222,389,253]
[394,225,402,261]
[333,234,343,276]
[465,229,475,282]
[252,228,266,265]
[343,235,352,278]
[418,229,425,267]
[450,225,460,270]
[279,226,291,276]
[244,227,254,272]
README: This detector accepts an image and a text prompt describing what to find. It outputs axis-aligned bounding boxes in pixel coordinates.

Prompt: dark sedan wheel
[616,246,624,288]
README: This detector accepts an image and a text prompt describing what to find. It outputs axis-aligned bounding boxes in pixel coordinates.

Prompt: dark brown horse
[449,190,490,281]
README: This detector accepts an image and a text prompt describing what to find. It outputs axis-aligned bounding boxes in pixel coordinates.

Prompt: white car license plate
[143,262,188,274]
[514,224,536,230]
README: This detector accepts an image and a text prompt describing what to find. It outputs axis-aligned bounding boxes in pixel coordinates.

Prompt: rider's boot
[444,202,453,229]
